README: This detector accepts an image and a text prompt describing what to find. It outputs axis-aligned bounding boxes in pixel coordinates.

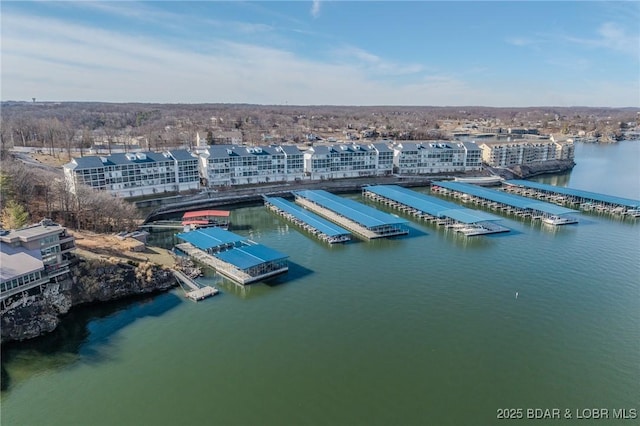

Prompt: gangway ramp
[172,269,219,301]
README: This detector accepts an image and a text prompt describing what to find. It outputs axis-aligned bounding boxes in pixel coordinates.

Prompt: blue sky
[2,1,639,106]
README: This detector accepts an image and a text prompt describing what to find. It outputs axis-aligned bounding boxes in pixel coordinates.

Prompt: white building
[1,220,76,308]
[393,141,482,174]
[479,139,574,167]
[64,149,200,198]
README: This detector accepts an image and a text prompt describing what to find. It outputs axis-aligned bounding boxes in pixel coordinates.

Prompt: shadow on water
[1,292,182,393]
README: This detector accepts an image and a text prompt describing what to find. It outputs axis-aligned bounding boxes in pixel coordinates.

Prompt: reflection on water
[1,292,181,394]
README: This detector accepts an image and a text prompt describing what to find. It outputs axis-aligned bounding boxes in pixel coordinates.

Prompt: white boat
[454,175,504,186]
[542,215,578,226]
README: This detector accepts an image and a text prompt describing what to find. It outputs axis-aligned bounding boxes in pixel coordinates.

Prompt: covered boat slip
[175,227,288,285]
[432,181,579,225]
[181,209,231,229]
[293,189,409,239]
[363,185,509,236]
[503,180,640,217]
[263,196,351,244]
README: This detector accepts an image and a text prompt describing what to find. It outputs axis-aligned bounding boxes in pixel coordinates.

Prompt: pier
[172,269,219,301]
[432,181,579,226]
[503,180,640,217]
[264,196,351,244]
[293,189,409,239]
[363,185,509,236]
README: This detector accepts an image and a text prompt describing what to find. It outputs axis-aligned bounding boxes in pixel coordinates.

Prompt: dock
[264,196,351,244]
[172,269,219,301]
[432,181,579,226]
[293,189,409,239]
[175,227,288,285]
[503,180,640,217]
[363,185,509,236]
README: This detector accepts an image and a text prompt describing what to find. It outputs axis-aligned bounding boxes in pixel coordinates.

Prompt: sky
[1,1,639,107]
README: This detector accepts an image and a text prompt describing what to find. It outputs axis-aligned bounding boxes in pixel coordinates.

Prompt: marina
[431,181,579,225]
[174,227,288,285]
[503,180,640,217]
[293,189,409,239]
[263,196,351,244]
[363,185,509,236]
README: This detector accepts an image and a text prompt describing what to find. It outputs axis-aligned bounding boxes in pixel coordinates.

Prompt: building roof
[433,181,578,215]
[0,223,64,244]
[214,243,288,270]
[176,227,246,250]
[368,142,393,153]
[277,145,304,155]
[168,149,198,161]
[505,180,640,209]
[182,210,230,219]
[294,189,408,229]
[0,243,44,282]
[264,197,351,237]
[365,185,502,224]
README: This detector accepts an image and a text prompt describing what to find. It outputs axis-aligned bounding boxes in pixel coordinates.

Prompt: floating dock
[503,180,640,217]
[264,196,351,244]
[293,189,409,239]
[432,181,579,225]
[175,227,288,285]
[363,185,509,236]
[172,269,219,301]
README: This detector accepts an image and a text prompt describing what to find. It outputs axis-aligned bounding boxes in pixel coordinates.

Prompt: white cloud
[1,11,637,106]
[564,22,639,59]
[311,0,321,18]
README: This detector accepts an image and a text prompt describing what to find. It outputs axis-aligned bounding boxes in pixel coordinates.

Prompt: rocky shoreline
[1,256,176,344]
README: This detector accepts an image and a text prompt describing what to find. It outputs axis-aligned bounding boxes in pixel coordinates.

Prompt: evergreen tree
[1,200,29,230]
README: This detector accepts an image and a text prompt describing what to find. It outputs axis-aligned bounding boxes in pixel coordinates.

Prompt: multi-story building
[63,150,200,198]
[393,141,482,174]
[303,143,383,180]
[368,142,394,175]
[1,220,76,308]
[479,140,574,167]
[200,145,299,186]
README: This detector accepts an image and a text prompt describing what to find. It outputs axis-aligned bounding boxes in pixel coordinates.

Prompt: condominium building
[63,150,200,198]
[393,141,483,174]
[479,140,574,167]
[304,144,380,180]
[200,145,304,186]
[1,220,76,308]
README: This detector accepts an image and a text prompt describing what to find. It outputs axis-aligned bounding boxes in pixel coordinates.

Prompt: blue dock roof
[434,181,578,216]
[215,244,288,270]
[176,227,246,250]
[505,180,640,209]
[264,197,351,237]
[365,185,503,224]
[294,189,408,229]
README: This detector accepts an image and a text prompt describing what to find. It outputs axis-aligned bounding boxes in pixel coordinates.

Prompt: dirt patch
[70,230,176,268]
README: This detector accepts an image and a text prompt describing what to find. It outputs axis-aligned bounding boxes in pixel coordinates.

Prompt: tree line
[0,154,140,233]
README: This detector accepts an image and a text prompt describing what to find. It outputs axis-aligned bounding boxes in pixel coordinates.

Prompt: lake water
[2,141,639,425]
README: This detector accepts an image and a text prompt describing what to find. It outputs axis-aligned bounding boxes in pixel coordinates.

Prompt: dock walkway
[172,269,219,301]
[293,190,409,239]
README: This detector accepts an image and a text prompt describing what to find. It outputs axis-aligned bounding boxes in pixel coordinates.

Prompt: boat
[453,175,504,186]
[181,210,231,230]
[541,215,578,226]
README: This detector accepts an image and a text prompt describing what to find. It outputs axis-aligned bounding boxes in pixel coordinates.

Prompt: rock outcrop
[1,257,176,343]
